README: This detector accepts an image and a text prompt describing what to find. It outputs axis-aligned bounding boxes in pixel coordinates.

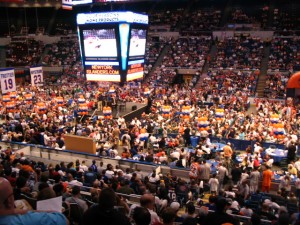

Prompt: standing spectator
[218,162,229,189]
[223,143,233,160]
[208,173,219,195]
[287,142,297,163]
[262,165,273,193]
[249,167,260,193]
[189,158,200,182]
[84,167,97,187]
[183,126,191,147]
[231,164,242,185]
[90,160,97,173]
[199,160,211,184]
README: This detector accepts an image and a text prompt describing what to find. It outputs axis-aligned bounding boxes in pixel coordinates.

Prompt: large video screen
[129,29,147,57]
[83,29,117,58]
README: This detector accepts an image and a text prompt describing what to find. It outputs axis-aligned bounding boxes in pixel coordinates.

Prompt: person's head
[37,187,56,201]
[132,206,151,225]
[162,207,177,224]
[72,185,81,196]
[98,188,117,210]
[0,178,14,210]
[186,202,195,215]
[140,194,155,210]
[215,198,230,212]
[170,201,180,212]
[53,183,64,196]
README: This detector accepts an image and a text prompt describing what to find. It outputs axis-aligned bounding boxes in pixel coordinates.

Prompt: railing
[1,140,295,192]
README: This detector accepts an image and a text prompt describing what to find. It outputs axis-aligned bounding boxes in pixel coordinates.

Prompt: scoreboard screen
[83,29,118,58]
[129,29,147,58]
[77,11,148,83]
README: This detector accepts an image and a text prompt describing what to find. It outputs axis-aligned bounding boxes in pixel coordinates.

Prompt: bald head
[140,194,155,210]
[0,178,14,210]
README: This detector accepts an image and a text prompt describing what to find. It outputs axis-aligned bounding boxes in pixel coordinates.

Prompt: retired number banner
[30,66,43,86]
[0,68,16,94]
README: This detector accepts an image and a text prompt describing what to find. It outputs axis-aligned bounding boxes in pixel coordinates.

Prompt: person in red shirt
[253,156,261,169]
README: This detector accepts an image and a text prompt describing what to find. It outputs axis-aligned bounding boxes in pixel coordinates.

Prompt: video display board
[77,11,148,83]
[129,29,147,58]
[83,29,118,57]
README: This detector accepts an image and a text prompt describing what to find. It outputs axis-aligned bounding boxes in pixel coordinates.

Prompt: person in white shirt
[170,149,180,160]
[208,174,219,194]
[105,164,115,179]
[117,116,125,127]
[67,174,83,186]
[149,135,157,144]
[43,131,51,146]
[79,160,89,172]
[131,117,141,127]
[201,144,211,154]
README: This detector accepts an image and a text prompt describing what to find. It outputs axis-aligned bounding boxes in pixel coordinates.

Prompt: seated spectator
[240,201,253,217]
[132,206,151,225]
[82,188,131,225]
[65,185,88,213]
[0,177,67,225]
[117,180,134,195]
[203,198,239,225]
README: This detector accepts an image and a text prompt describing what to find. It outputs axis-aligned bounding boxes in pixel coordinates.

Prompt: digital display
[127,59,144,81]
[77,12,149,25]
[77,11,148,82]
[85,62,120,81]
[83,29,117,57]
[129,29,146,57]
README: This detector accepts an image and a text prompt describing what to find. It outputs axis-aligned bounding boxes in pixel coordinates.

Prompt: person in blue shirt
[0,177,68,225]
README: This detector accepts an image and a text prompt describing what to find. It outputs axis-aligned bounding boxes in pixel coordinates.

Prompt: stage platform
[94,102,147,119]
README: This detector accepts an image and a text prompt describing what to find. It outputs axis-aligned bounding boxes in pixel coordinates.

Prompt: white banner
[30,67,43,86]
[0,68,16,94]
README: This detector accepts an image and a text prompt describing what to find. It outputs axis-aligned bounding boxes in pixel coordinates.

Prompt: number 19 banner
[30,66,43,86]
[0,68,16,94]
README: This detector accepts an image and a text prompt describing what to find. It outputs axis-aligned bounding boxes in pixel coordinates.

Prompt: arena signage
[77,12,148,25]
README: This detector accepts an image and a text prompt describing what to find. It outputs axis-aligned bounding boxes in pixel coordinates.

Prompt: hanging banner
[0,68,16,94]
[30,66,43,86]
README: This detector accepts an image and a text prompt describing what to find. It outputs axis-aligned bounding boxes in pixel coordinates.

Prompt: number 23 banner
[30,66,43,86]
[0,68,16,94]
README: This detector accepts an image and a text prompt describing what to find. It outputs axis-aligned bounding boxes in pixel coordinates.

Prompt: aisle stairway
[256,45,270,98]
[194,43,217,89]
[143,44,171,83]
